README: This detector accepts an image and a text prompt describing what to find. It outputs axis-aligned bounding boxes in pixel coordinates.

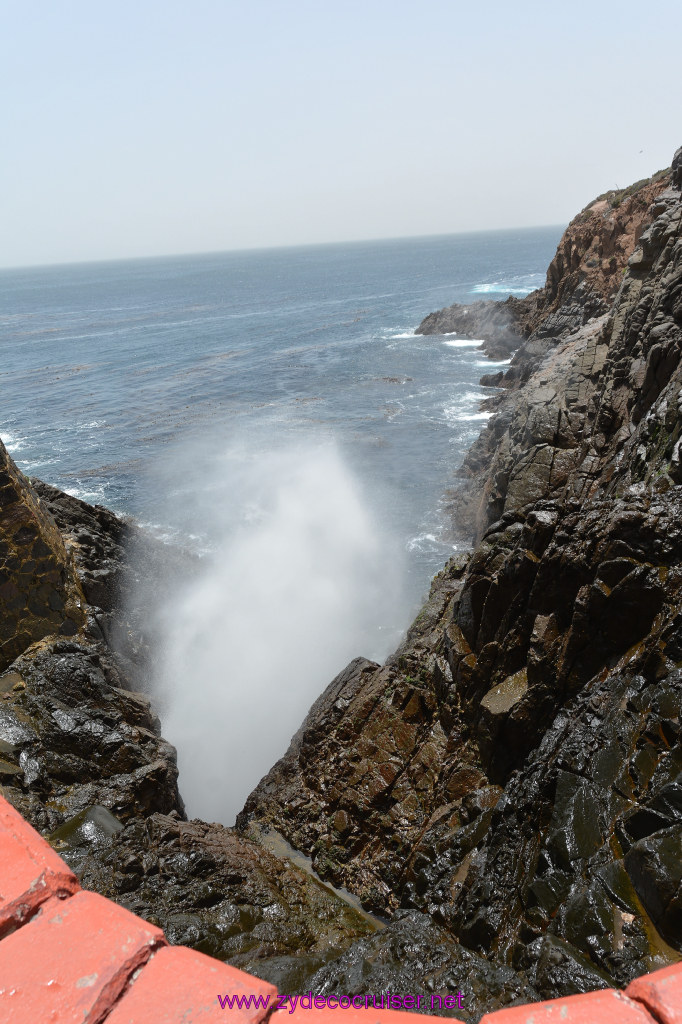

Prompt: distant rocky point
[417,166,671,363]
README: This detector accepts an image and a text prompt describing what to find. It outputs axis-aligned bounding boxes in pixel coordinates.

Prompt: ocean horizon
[0,222,566,274]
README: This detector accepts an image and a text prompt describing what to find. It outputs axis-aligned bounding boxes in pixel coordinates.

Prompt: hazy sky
[2,0,680,267]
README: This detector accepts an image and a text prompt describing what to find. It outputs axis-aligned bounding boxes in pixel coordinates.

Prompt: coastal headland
[1,145,681,1022]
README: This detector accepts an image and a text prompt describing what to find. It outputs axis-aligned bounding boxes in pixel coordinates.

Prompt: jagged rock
[0,636,184,830]
[417,167,671,360]
[0,441,84,671]
[238,555,476,914]
[239,146,682,1005]
[444,163,682,543]
[416,299,526,359]
[625,827,682,946]
[30,480,199,689]
[50,808,376,991]
[306,910,539,1023]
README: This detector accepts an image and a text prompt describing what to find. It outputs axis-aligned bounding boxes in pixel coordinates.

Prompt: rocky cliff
[239,146,682,1008]
[1,147,682,1023]
[0,453,376,994]
[416,167,671,366]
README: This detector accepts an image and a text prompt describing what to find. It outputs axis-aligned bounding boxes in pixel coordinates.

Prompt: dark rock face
[240,490,682,993]
[672,146,682,190]
[238,147,682,1008]
[29,480,196,690]
[447,498,682,982]
[0,636,183,830]
[51,810,375,993]
[306,911,539,1024]
[446,164,682,542]
[238,558,476,914]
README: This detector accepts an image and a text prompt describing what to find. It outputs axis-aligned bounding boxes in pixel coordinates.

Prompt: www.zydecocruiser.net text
[218,991,466,1012]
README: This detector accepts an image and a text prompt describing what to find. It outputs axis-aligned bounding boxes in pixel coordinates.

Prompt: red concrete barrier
[0,794,79,938]
[0,791,680,1023]
[627,963,682,1024]
[478,989,656,1024]
[106,946,276,1024]
[0,890,165,1023]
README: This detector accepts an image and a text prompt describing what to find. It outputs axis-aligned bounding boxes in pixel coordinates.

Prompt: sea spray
[149,439,408,824]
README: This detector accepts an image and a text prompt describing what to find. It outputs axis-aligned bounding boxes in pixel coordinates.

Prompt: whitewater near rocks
[0,146,681,1021]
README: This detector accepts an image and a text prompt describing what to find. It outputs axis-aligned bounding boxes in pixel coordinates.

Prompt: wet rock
[480,668,528,714]
[0,635,185,830]
[521,934,612,999]
[449,649,682,990]
[238,556,476,914]
[52,810,376,989]
[239,149,682,1007]
[30,480,198,689]
[49,805,125,851]
[625,826,682,945]
[307,911,539,1023]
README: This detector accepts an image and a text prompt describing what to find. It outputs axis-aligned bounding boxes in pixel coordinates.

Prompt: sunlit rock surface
[0,439,85,670]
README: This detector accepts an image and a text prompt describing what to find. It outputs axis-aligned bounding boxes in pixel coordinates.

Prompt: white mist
[150,439,407,825]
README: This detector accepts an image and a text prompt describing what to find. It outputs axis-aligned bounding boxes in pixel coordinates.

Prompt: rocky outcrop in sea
[1,146,681,1023]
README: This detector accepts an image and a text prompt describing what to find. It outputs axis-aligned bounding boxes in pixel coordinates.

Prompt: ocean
[1,227,561,597]
[1,227,563,818]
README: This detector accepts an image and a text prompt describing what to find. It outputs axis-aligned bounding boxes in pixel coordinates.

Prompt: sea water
[1,227,563,819]
[1,227,561,598]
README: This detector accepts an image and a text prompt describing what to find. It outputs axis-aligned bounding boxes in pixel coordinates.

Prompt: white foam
[443,390,493,426]
[472,274,543,297]
[64,483,109,504]
[406,532,437,552]
[2,431,25,453]
[443,338,485,348]
[388,331,419,340]
[475,359,511,367]
[75,420,106,430]
[19,457,59,471]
